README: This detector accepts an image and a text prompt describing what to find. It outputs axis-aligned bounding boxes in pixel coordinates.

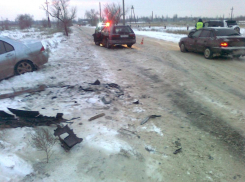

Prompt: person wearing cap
[195,19,203,30]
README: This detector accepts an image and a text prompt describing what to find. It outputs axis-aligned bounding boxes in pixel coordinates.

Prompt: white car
[0,36,49,80]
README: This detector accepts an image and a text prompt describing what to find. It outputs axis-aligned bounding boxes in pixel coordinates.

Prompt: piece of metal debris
[133,100,139,104]
[91,79,100,85]
[0,108,66,128]
[140,115,162,125]
[54,125,83,151]
[88,113,105,121]
[173,148,182,154]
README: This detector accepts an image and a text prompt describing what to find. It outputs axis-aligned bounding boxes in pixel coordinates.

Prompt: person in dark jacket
[195,19,203,30]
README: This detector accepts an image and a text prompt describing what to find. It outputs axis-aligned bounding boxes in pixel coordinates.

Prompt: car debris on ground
[140,115,162,125]
[54,125,83,151]
[88,113,105,121]
[0,108,66,128]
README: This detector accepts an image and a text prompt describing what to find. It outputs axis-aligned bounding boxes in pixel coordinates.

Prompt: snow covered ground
[0,25,245,181]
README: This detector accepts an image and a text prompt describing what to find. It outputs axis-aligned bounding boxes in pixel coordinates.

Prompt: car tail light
[129,33,135,38]
[40,46,45,52]
[220,42,228,47]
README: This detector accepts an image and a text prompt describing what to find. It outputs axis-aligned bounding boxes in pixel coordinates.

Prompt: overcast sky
[0,0,244,21]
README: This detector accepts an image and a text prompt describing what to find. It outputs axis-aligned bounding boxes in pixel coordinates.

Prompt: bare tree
[31,128,57,163]
[42,0,77,36]
[85,9,99,26]
[15,14,33,29]
[103,3,124,24]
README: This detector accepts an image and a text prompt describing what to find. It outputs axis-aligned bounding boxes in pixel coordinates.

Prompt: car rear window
[226,21,237,26]
[4,42,14,52]
[113,27,133,34]
[215,29,240,36]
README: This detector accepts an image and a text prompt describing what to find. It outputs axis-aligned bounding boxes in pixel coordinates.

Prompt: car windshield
[215,29,240,36]
[113,26,133,34]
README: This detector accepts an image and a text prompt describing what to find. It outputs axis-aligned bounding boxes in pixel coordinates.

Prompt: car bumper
[109,39,136,45]
[212,47,245,56]
[35,51,49,67]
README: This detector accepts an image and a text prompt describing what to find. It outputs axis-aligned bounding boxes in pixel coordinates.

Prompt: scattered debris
[175,141,181,147]
[140,115,162,125]
[0,108,66,128]
[145,146,155,153]
[173,148,182,154]
[118,128,140,138]
[101,96,111,104]
[88,113,105,121]
[91,79,100,85]
[54,125,83,151]
[0,85,46,99]
[133,100,139,104]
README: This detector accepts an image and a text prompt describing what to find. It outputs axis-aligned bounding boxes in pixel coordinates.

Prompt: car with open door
[179,27,245,59]
[93,23,136,48]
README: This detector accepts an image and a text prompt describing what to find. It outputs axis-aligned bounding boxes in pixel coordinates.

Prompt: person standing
[195,19,203,30]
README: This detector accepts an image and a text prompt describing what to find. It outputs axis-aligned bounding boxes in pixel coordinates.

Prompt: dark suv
[93,24,136,48]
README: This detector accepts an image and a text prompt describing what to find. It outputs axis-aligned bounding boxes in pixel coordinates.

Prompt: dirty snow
[0,25,245,181]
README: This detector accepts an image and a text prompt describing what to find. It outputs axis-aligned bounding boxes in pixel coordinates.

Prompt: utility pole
[230,7,234,20]
[99,2,101,22]
[45,0,51,27]
[122,0,125,25]
[152,11,153,22]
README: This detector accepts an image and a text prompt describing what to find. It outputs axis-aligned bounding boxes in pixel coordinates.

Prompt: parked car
[0,36,49,80]
[203,20,240,33]
[93,24,136,48]
[179,27,245,59]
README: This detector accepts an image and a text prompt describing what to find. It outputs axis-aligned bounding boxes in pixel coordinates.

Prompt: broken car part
[140,115,162,125]
[54,125,83,151]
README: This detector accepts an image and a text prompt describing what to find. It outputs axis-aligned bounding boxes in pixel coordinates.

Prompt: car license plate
[121,35,128,38]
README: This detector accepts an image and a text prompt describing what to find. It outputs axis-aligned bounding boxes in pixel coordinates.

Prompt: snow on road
[0,25,245,181]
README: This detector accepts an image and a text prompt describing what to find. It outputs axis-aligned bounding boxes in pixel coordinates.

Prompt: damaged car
[0,36,49,80]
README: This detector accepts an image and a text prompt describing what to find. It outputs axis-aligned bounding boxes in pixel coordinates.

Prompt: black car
[179,27,245,59]
[92,24,136,48]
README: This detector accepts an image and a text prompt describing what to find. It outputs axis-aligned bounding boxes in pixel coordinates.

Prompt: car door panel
[0,41,16,80]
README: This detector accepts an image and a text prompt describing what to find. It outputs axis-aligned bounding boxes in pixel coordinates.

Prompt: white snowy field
[133,26,245,43]
[0,25,245,181]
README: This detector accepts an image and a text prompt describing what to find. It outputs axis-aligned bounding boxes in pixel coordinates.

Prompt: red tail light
[220,42,228,47]
[129,33,135,39]
[40,46,45,52]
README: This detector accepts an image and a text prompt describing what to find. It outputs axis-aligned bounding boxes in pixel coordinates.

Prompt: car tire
[180,43,187,52]
[127,44,132,48]
[106,38,110,49]
[204,48,213,59]
[234,27,240,34]
[15,60,35,75]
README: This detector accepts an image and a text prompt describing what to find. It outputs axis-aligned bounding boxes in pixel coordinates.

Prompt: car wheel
[127,44,132,48]
[15,60,35,75]
[106,38,110,49]
[234,27,240,34]
[180,43,187,52]
[204,48,213,59]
